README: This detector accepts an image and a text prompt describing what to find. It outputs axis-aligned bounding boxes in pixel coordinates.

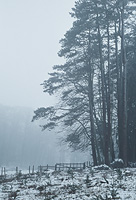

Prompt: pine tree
[32,0,136,166]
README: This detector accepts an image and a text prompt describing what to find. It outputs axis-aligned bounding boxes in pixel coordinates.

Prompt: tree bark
[95,3,109,165]
[88,28,97,166]
[121,1,127,166]
[115,20,123,160]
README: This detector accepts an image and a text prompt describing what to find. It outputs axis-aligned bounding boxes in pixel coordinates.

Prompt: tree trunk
[115,20,124,160]
[121,1,127,166]
[106,16,115,163]
[96,4,109,165]
[88,29,97,166]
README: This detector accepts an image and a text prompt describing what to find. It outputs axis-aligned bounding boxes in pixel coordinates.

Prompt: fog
[0,0,75,108]
[0,1,89,168]
[0,104,89,168]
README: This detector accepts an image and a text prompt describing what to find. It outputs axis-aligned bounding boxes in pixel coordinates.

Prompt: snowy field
[0,166,136,199]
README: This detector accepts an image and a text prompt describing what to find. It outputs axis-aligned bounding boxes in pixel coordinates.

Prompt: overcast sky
[0,0,75,109]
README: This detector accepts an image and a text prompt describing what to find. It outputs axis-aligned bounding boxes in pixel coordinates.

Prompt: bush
[110,159,124,169]
[93,164,110,170]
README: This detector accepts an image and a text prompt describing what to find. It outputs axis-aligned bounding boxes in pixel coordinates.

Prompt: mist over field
[0,104,88,168]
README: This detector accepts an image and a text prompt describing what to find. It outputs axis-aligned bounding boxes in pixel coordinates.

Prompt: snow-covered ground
[0,166,136,199]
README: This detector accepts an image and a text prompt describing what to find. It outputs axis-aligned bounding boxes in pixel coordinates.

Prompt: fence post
[32,165,34,174]
[29,166,31,175]
[40,166,42,176]
[4,167,6,178]
[83,162,85,169]
[16,167,18,175]
[1,167,3,176]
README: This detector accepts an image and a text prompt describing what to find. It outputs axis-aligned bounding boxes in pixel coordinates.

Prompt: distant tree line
[32,0,136,166]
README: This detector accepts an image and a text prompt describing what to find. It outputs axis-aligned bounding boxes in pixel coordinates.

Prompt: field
[0,165,136,199]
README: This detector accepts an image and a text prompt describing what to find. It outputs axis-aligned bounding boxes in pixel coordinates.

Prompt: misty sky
[0,0,75,109]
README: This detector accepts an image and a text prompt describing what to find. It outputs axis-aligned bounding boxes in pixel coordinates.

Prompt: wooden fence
[38,162,91,173]
[55,162,85,171]
[38,165,55,173]
[0,161,92,180]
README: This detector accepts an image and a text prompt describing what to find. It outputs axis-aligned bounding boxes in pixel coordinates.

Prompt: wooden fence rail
[38,165,56,173]
[0,161,92,180]
[38,162,92,173]
[55,162,86,171]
